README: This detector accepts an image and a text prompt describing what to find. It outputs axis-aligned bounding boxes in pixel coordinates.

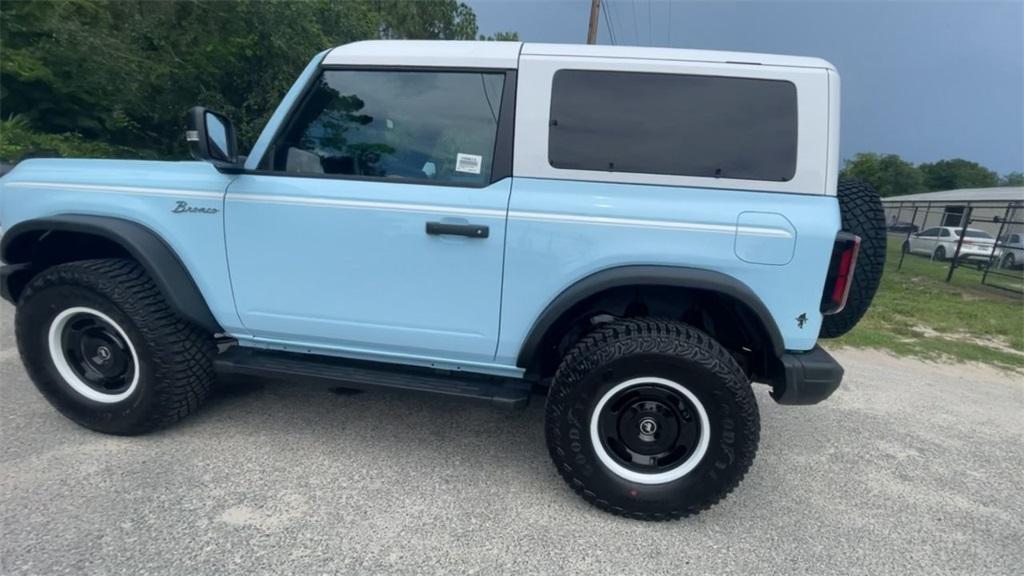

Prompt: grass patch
[830,238,1024,371]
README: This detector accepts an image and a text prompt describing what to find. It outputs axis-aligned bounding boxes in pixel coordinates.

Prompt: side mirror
[186,106,240,171]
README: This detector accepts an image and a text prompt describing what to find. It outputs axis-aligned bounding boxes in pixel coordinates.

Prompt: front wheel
[545,319,759,520]
[934,246,947,261]
[15,259,216,435]
[1002,253,1016,269]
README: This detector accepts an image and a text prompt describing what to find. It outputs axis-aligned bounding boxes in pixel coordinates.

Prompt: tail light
[821,232,861,315]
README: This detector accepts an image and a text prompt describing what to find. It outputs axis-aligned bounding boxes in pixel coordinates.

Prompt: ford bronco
[0,41,884,520]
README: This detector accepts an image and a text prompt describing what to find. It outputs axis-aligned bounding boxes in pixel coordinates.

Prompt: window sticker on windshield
[455,153,482,174]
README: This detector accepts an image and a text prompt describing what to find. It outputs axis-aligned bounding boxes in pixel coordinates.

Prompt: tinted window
[940,229,952,237]
[269,70,504,185]
[959,229,993,239]
[919,228,940,237]
[1011,235,1021,243]
[548,69,798,182]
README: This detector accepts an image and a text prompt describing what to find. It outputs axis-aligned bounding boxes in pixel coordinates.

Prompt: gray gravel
[1,300,1022,575]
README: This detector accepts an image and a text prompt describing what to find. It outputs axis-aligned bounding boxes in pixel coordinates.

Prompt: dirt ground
[1,300,1022,575]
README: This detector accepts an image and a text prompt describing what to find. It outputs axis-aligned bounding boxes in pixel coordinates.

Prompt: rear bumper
[770,345,844,405]
[957,251,997,261]
[953,244,999,260]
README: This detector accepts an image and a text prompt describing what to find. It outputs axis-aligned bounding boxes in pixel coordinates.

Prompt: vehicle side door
[912,227,939,253]
[223,67,516,365]
[938,228,954,253]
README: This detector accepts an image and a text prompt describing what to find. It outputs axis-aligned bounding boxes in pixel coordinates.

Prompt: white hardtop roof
[324,40,522,69]
[323,40,835,70]
[522,43,835,70]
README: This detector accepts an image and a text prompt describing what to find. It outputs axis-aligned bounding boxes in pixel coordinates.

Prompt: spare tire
[819,179,886,338]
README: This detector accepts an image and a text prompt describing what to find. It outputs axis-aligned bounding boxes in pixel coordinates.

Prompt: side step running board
[215,347,533,410]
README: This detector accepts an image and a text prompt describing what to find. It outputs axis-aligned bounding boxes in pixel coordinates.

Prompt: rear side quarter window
[547,69,798,182]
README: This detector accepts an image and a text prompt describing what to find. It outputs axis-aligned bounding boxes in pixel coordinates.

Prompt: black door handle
[426,221,489,238]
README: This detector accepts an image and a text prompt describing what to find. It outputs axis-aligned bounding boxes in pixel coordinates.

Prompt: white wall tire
[589,377,711,485]
[15,259,215,435]
[545,319,760,520]
[47,307,140,404]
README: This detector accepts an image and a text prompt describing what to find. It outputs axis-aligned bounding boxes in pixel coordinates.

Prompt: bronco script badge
[172,201,219,214]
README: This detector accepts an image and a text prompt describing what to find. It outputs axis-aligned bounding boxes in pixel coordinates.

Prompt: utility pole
[587,0,601,44]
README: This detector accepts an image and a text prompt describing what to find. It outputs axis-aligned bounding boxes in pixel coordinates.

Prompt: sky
[469,0,1024,175]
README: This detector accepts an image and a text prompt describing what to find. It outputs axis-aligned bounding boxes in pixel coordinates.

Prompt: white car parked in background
[902,226,1000,262]
[998,233,1023,269]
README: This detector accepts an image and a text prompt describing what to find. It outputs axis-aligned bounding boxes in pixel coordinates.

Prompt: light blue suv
[0,41,885,519]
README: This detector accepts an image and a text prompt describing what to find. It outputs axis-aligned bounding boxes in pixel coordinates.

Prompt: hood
[1,158,231,199]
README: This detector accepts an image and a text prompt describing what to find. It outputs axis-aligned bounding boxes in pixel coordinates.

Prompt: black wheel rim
[59,313,135,395]
[596,384,702,474]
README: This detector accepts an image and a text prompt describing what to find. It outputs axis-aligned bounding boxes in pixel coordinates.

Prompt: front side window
[548,69,798,182]
[919,228,940,237]
[267,69,505,185]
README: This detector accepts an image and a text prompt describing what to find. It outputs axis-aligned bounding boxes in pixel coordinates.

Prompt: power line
[608,0,622,45]
[667,0,672,46]
[602,0,617,45]
[626,0,634,44]
[647,0,652,47]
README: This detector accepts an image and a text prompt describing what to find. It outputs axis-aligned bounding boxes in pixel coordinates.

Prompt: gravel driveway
[1,301,1021,575]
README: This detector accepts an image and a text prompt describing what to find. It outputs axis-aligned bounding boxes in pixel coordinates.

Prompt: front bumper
[770,345,844,405]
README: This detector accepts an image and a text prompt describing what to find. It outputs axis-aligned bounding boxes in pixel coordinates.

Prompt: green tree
[1,0,383,159]
[839,152,924,198]
[481,31,520,41]
[918,158,999,191]
[1000,172,1024,186]
[0,114,135,160]
[0,0,503,161]
[378,0,478,40]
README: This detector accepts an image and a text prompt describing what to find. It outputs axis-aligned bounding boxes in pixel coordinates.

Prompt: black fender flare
[1,215,221,334]
[516,265,785,369]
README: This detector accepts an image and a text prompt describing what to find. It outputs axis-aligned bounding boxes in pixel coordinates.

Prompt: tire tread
[820,178,886,338]
[545,318,760,521]
[15,259,215,434]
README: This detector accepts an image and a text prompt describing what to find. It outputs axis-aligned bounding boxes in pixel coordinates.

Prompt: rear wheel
[934,245,946,261]
[15,259,215,435]
[819,179,886,338]
[1002,252,1016,269]
[545,319,759,520]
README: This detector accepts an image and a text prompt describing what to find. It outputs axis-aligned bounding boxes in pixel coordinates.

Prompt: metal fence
[883,199,1024,295]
